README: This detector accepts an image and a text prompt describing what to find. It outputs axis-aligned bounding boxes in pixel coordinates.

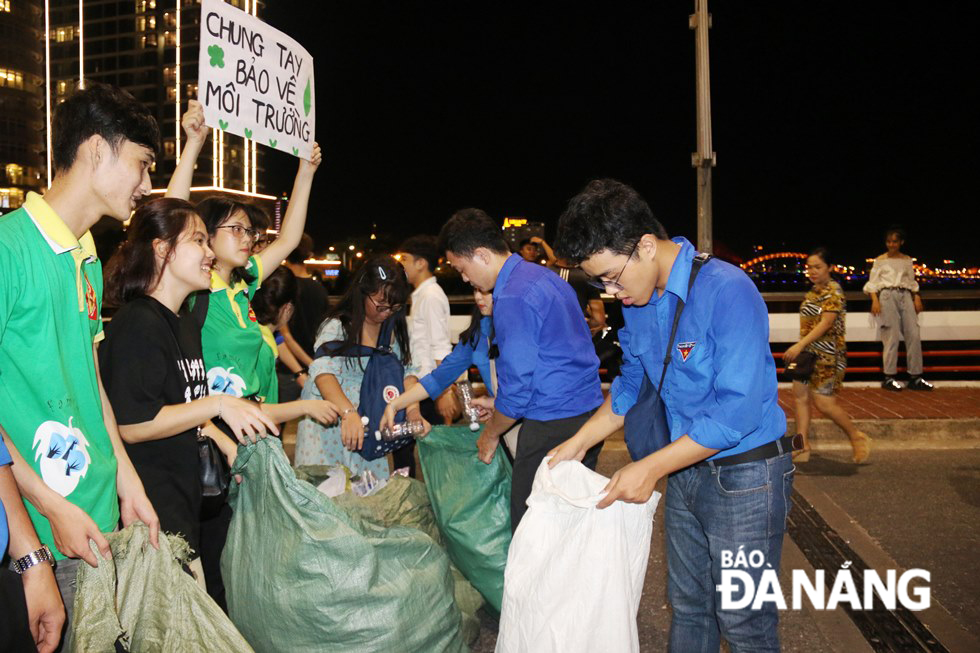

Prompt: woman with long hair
[784,247,871,463]
[99,198,279,593]
[167,101,337,426]
[295,256,424,478]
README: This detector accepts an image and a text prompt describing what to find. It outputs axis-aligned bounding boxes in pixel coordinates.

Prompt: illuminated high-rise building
[42,0,272,201]
[0,0,45,213]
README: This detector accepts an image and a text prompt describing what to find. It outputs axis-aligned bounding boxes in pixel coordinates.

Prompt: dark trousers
[511,409,601,532]
[199,502,233,613]
[0,568,35,652]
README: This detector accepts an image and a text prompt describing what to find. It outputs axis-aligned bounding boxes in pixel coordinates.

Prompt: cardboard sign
[198,0,315,160]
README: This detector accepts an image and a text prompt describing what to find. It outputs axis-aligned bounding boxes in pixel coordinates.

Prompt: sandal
[792,447,811,463]
[850,431,872,464]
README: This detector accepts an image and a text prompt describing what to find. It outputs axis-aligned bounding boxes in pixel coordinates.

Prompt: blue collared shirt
[492,254,603,421]
[610,238,785,459]
[420,316,495,399]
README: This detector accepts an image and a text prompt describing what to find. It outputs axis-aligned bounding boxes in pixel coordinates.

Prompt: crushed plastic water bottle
[455,381,481,432]
[374,419,426,442]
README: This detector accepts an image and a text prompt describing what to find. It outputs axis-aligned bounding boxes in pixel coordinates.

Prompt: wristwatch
[13,544,54,574]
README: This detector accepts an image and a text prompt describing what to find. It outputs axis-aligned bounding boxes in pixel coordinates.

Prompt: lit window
[147,16,156,29]
[6,164,24,184]
[0,68,25,90]
[164,31,176,46]
[166,86,176,101]
[0,188,26,209]
[164,141,176,156]
[1,1,11,13]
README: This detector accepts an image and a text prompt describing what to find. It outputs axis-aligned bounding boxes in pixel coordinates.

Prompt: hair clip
[377,266,388,280]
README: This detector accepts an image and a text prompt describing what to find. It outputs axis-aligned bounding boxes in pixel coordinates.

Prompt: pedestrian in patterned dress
[784,248,871,463]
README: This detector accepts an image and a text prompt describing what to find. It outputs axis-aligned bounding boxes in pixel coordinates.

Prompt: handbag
[188,291,233,518]
[623,253,711,461]
[785,351,817,382]
[315,314,413,461]
[198,434,230,519]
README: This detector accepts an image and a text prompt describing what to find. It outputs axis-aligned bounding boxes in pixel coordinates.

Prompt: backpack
[315,317,412,461]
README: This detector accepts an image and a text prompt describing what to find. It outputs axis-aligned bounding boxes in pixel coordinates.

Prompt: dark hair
[103,198,199,308]
[196,196,268,284]
[554,179,668,264]
[458,304,484,348]
[518,238,534,249]
[808,246,831,267]
[438,208,510,258]
[884,225,907,242]
[326,255,412,367]
[399,235,439,273]
[286,233,314,265]
[52,82,160,174]
[251,267,298,325]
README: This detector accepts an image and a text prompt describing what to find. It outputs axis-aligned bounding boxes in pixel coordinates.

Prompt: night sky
[259,1,979,266]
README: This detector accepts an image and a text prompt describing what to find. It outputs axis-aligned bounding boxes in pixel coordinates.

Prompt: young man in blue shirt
[439,208,604,531]
[550,179,793,652]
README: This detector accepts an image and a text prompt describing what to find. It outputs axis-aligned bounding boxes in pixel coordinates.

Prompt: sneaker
[881,377,903,391]
[907,377,934,391]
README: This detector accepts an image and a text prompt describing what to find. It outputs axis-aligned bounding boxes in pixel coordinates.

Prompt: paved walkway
[777,386,980,421]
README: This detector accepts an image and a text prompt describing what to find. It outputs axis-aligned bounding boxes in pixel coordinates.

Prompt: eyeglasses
[366,294,404,314]
[216,224,260,242]
[586,240,640,292]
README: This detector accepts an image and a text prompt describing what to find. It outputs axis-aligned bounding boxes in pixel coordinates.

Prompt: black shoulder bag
[623,253,711,461]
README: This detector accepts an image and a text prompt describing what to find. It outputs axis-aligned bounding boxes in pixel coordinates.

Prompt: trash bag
[333,476,484,645]
[495,458,660,653]
[70,522,252,653]
[222,437,467,653]
[417,425,512,614]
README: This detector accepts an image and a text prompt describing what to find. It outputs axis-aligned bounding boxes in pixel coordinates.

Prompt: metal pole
[690,0,716,254]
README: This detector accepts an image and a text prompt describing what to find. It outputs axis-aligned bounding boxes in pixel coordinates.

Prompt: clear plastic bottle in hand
[455,381,481,431]
[374,419,426,442]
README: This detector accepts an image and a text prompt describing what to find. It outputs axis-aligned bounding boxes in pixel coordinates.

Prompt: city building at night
[40,0,275,208]
[0,0,45,213]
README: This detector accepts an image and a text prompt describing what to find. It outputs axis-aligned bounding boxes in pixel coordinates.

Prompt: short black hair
[52,82,160,173]
[287,233,314,265]
[399,235,439,273]
[885,225,907,242]
[808,246,831,267]
[251,267,298,325]
[518,238,534,249]
[438,208,510,258]
[554,179,668,264]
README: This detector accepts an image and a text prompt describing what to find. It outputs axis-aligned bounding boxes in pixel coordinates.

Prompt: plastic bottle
[374,419,426,441]
[455,381,482,432]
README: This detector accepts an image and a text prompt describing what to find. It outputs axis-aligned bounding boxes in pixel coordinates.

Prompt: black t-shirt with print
[99,296,208,552]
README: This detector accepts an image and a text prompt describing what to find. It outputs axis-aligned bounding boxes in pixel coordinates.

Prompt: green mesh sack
[418,425,512,614]
[69,523,252,653]
[221,438,467,653]
[333,476,484,644]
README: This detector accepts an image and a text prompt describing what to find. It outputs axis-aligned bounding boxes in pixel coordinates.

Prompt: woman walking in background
[784,248,871,464]
[864,226,933,391]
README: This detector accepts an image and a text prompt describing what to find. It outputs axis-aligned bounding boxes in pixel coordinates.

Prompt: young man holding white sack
[550,179,794,653]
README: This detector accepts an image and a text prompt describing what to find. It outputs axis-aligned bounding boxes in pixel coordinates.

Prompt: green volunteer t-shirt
[0,192,119,560]
[198,256,279,403]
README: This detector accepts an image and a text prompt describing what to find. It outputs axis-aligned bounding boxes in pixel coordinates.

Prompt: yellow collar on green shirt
[23,192,98,259]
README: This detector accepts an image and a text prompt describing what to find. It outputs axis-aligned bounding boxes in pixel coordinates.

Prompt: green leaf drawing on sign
[303,79,312,117]
[218,119,228,130]
[269,139,278,147]
[244,128,252,139]
[292,147,299,156]
[207,44,225,68]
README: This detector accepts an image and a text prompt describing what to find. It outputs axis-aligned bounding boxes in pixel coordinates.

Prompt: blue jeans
[665,452,795,653]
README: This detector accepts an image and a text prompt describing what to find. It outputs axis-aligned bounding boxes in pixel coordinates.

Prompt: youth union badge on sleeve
[677,341,696,362]
[383,385,400,403]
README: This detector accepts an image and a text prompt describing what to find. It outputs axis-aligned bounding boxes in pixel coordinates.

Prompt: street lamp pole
[690,0,716,254]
